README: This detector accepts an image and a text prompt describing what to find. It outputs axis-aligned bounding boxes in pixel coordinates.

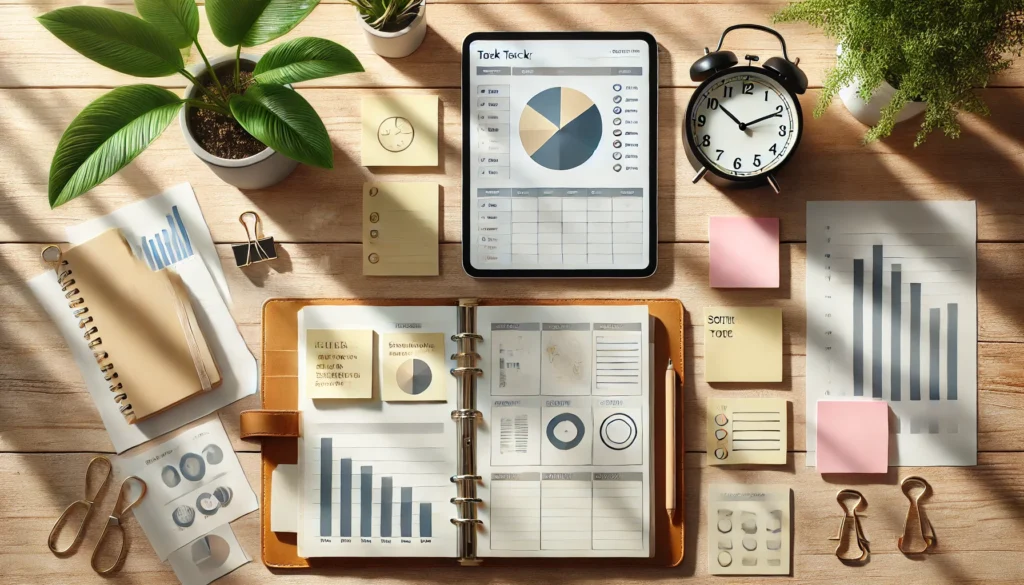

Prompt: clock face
[687,69,801,179]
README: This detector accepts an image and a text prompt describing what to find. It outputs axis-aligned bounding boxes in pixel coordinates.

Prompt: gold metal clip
[48,456,112,556]
[829,489,870,563]
[898,476,935,554]
[233,211,277,267]
[91,476,146,575]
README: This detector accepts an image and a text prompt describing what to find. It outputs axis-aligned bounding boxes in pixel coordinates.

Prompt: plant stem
[234,45,241,90]
[184,98,232,118]
[194,40,228,100]
[180,70,228,109]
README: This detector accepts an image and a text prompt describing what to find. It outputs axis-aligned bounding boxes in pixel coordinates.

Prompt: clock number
[701,135,711,147]
[697,114,706,127]
[722,86,733,98]
[708,98,720,110]
[753,154,762,167]
[742,83,754,95]
[775,105,783,114]
[715,149,724,161]
[733,157,742,170]
[779,125,788,137]
[769,144,778,155]
[764,90,770,101]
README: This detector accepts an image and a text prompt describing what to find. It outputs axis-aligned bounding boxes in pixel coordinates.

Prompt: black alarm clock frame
[683,24,808,194]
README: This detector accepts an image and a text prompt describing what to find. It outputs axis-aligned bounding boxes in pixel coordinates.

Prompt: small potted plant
[774,0,1024,145]
[37,0,363,207]
[349,0,427,58]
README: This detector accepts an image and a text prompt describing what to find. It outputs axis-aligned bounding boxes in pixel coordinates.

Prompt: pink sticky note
[817,401,889,474]
[709,217,780,288]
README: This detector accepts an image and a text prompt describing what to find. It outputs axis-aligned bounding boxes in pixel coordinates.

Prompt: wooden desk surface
[2,1,1024,583]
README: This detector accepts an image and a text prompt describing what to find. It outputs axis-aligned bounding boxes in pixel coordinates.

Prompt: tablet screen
[465,36,655,276]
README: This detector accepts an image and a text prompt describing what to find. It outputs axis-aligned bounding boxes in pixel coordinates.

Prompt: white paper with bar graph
[806,201,977,466]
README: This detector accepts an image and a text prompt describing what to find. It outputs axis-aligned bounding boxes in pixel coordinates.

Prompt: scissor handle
[91,476,146,575]
[48,456,111,556]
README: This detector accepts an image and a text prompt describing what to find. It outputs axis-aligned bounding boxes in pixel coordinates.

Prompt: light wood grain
[5,452,1024,584]
[2,87,1023,245]
[5,4,1024,90]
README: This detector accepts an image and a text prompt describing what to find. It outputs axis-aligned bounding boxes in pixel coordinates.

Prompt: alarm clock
[684,24,807,194]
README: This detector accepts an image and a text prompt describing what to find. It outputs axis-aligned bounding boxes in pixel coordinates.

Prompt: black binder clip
[232,211,277,268]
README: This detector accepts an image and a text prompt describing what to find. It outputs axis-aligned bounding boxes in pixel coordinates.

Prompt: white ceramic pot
[358,0,426,59]
[836,45,926,127]
[180,54,299,190]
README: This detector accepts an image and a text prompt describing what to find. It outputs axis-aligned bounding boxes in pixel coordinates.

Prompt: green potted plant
[774,0,1024,145]
[38,0,363,207]
[348,0,426,58]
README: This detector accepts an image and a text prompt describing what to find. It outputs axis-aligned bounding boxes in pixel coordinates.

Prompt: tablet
[462,32,658,278]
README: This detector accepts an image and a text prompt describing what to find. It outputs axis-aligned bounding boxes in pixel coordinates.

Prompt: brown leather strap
[240,410,300,440]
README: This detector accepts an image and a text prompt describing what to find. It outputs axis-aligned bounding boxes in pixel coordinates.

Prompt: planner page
[475,305,652,558]
[296,305,459,558]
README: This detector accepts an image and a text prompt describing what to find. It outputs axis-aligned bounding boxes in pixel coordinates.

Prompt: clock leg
[692,166,708,184]
[767,174,781,194]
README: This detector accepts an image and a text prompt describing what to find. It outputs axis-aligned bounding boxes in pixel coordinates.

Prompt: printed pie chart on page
[519,87,603,170]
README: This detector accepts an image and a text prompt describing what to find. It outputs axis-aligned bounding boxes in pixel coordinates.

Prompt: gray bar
[492,322,540,331]
[492,472,541,481]
[614,188,644,197]
[476,66,511,75]
[420,503,432,537]
[872,245,883,399]
[930,308,940,400]
[400,487,413,538]
[478,188,510,197]
[360,466,372,537]
[594,322,642,331]
[853,259,864,396]
[594,472,644,481]
[320,438,332,537]
[557,188,588,197]
[512,66,643,76]
[380,476,393,537]
[511,188,535,197]
[339,458,352,537]
[535,188,560,197]
[948,303,958,400]
[910,283,922,400]
[891,265,902,401]
[589,188,611,196]
[542,323,590,331]
[542,472,593,481]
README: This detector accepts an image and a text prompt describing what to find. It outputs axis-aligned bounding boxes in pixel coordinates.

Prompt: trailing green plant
[774,0,1024,145]
[38,0,364,208]
[347,0,422,32]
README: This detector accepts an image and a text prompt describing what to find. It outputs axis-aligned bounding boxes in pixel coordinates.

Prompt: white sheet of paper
[65,183,230,305]
[806,201,977,466]
[114,418,258,560]
[270,464,299,533]
[168,524,250,585]
[27,256,257,453]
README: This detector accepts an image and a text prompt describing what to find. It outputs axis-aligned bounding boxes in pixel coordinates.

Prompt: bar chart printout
[301,422,455,556]
[805,201,977,467]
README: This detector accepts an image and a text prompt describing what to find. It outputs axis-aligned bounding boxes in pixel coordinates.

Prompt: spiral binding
[449,299,483,566]
[43,246,133,423]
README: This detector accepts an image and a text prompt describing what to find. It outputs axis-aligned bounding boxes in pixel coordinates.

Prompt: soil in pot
[187,69,266,160]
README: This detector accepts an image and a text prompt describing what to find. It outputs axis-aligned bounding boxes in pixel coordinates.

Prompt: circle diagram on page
[519,87,602,170]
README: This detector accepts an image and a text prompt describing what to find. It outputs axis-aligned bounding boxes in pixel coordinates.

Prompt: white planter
[180,54,299,190]
[358,0,426,59]
[836,45,926,127]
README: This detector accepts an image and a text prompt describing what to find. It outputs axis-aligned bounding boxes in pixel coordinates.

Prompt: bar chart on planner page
[806,201,977,466]
[300,422,455,556]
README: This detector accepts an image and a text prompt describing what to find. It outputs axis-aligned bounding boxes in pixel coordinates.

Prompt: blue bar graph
[141,205,194,271]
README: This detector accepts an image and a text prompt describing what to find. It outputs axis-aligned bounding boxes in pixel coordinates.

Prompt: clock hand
[718,104,746,130]
[743,110,784,127]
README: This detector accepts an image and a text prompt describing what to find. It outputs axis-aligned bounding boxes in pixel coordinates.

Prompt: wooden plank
[2,87,1023,245]
[1,242,1021,453]
[4,451,1024,583]
[5,4,1024,90]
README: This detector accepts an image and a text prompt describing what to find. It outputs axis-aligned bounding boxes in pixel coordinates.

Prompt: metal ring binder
[450,299,483,566]
[41,246,133,422]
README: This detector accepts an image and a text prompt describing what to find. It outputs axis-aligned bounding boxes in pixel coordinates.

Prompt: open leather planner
[240,298,684,568]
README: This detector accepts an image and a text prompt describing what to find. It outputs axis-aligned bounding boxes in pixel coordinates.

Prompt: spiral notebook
[54,229,221,423]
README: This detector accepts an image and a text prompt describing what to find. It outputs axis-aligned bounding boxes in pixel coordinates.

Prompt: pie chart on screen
[519,87,602,170]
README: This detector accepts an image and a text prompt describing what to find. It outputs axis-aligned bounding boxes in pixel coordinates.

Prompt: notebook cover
[257,298,684,568]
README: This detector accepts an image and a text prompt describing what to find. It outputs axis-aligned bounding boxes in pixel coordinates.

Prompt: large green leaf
[253,37,362,85]
[135,0,199,49]
[37,6,183,77]
[229,84,332,168]
[206,0,321,48]
[48,85,183,208]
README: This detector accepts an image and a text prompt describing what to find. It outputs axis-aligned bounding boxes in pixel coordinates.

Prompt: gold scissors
[91,476,147,574]
[898,476,936,554]
[48,456,111,556]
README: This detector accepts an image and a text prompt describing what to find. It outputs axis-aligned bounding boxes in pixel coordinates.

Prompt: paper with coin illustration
[113,417,258,560]
[305,329,374,399]
[361,95,439,166]
[168,523,250,585]
[708,484,791,576]
[707,397,787,466]
[363,182,439,276]
[380,332,447,401]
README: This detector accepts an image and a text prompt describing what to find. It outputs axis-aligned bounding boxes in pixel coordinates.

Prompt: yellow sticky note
[363,182,439,276]
[361,95,439,166]
[704,307,782,382]
[707,397,788,465]
[380,332,446,401]
[306,329,374,399]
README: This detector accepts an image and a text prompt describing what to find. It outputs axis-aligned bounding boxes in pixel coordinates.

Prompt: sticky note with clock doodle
[707,397,787,465]
[361,95,439,166]
[363,182,439,276]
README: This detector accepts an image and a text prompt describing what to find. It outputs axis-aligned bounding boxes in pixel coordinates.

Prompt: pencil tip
[667,358,673,368]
